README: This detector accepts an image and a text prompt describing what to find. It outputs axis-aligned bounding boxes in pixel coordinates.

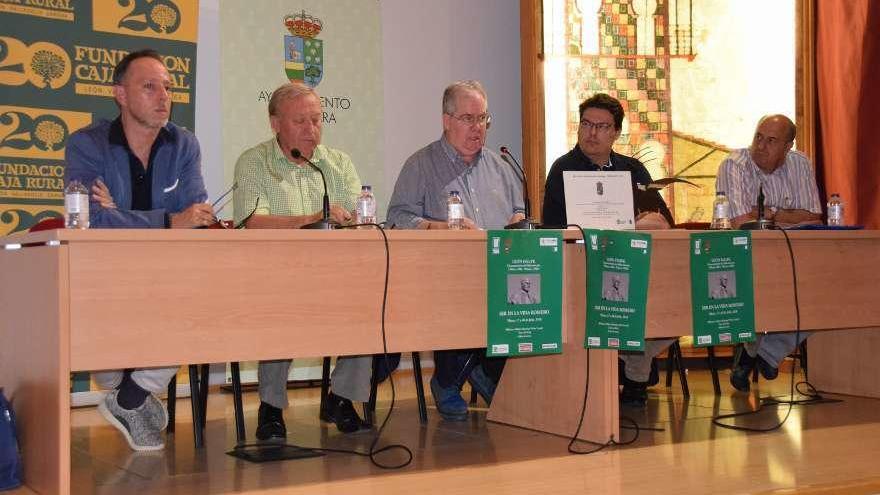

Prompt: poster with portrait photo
[601,271,629,302]
[507,274,541,305]
[708,270,736,300]
[584,229,652,351]
[487,230,563,357]
[690,231,756,347]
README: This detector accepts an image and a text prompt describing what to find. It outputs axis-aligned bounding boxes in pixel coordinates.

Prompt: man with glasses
[716,114,821,392]
[387,80,524,420]
[232,82,372,438]
[64,49,213,451]
[542,93,673,407]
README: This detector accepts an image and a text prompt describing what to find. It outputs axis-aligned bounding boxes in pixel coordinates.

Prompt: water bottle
[355,185,377,227]
[447,190,464,230]
[64,180,89,229]
[827,193,843,226]
[710,191,731,230]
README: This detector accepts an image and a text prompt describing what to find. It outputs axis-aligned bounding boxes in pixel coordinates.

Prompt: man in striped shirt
[716,114,822,228]
[716,114,821,392]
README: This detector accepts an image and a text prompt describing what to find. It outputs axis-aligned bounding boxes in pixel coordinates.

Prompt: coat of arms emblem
[284,10,323,87]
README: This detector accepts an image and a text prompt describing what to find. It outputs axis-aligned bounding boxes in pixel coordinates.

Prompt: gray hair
[442,80,487,115]
[268,82,318,117]
[758,114,797,143]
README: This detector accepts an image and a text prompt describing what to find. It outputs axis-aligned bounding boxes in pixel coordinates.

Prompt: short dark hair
[113,49,163,85]
[578,93,624,130]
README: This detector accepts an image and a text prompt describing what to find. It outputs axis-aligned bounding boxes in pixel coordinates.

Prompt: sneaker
[255,401,286,441]
[730,346,756,392]
[144,393,168,431]
[429,376,468,421]
[98,390,164,451]
[323,392,369,433]
[466,365,496,405]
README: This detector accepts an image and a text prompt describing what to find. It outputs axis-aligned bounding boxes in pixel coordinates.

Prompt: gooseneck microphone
[291,148,336,230]
[499,146,538,230]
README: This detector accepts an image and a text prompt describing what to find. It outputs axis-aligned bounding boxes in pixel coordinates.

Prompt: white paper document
[562,171,634,230]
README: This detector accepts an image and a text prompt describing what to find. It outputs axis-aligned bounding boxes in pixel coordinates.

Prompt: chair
[663,340,691,398]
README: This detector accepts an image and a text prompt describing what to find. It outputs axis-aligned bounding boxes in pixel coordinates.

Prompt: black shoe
[324,392,368,433]
[255,401,286,441]
[620,381,648,407]
[730,346,756,392]
[757,355,779,380]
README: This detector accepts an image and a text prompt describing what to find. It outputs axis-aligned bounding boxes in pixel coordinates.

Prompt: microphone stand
[740,185,776,230]
[500,146,539,230]
[292,148,337,230]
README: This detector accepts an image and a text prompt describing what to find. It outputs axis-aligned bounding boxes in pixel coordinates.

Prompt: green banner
[689,231,756,347]
[486,230,563,357]
[584,229,652,351]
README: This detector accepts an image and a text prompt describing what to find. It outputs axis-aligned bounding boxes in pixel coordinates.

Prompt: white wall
[379,0,523,213]
[195,0,223,205]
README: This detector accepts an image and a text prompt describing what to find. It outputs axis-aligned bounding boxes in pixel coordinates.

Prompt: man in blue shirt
[65,49,213,450]
[388,80,524,420]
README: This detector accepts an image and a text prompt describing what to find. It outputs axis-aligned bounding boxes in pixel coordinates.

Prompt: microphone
[210,182,238,209]
[499,146,538,230]
[740,184,775,230]
[291,148,336,230]
[757,185,765,220]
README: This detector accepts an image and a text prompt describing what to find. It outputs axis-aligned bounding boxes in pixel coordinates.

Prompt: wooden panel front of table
[1,229,878,494]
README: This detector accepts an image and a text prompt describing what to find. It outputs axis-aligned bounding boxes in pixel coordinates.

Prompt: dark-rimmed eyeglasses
[579,119,614,133]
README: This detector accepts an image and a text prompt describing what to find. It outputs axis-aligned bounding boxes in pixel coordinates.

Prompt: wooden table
[2,229,878,494]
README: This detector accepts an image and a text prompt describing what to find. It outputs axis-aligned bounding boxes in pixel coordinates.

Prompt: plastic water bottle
[827,193,844,226]
[64,180,89,229]
[447,190,464,230]
[355,185,376,227]
[710,191,731,230]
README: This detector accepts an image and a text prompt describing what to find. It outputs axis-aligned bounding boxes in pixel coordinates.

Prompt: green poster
[689,231,756,347]
[486,230,563,357]
[584,229,652,351]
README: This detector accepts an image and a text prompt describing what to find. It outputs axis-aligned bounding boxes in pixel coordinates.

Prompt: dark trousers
[433,348,506,389]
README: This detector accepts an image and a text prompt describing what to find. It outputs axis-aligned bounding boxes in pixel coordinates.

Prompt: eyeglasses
[448,112,492,129]
[579,119,615,133]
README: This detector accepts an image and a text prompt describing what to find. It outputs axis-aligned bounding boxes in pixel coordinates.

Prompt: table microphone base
[504,219,540,230]
[302,219,338,230]
[739,218,776,230]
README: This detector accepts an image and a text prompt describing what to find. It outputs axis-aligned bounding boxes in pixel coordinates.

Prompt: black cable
[712,228,840,432]
[232,223,412,469]
[564,225,641,454]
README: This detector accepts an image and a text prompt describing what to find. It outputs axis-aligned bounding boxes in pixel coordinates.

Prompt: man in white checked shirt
[716,114,822,229]
[715,114,822,392]
[232,82,372,438]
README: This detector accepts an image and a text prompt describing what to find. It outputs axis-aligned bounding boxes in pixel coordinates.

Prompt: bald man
[715,114,821,392]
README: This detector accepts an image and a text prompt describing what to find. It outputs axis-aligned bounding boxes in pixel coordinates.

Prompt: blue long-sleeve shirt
[387,136,524,229]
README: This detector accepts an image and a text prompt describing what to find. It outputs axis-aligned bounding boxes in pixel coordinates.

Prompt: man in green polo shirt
[232,82,370,439]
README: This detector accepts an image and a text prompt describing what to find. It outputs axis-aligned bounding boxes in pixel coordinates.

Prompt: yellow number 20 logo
[0,37,72,90]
